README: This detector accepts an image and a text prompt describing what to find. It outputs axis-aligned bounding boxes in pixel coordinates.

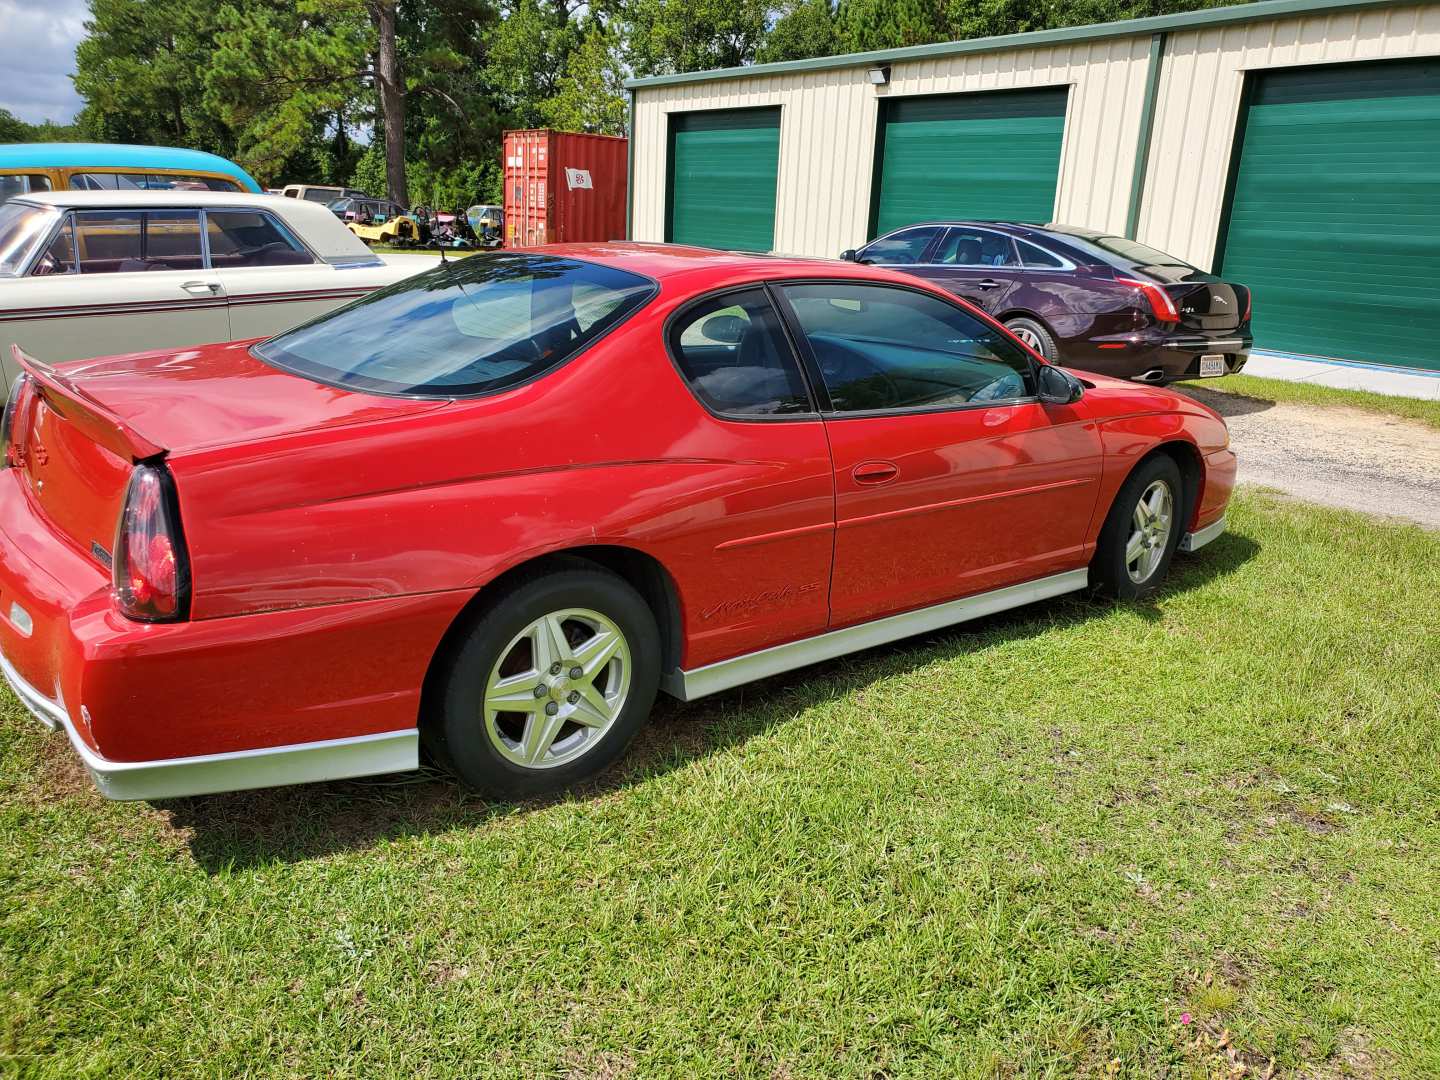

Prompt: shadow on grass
[163,532,1260,872]
[1170,384,1276,419]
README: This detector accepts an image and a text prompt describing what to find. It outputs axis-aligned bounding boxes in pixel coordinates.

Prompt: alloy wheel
[1011,325,1043,350]
[482,608,632,769]
[1125,480,1174,584]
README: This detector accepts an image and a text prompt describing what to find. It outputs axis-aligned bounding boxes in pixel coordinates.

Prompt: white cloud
[0,0,89,124]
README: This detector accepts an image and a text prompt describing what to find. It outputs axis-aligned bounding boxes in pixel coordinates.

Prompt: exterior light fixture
[867,65,891,86]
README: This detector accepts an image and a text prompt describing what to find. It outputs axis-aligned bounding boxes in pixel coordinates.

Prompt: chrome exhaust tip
[1133,369,1167,383]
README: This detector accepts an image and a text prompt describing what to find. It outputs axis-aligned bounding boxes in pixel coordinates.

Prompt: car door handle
[180,281,221,296]
[852,461,899,485]
[975,278,1004,290]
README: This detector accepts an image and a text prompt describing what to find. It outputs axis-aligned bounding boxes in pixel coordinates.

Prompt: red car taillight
[1117,277,1180,324]
[1242,287,1252,323]
[1,373,30,469]
[113,464,190,622]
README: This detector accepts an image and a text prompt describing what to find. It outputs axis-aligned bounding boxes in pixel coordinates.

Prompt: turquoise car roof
[0,143,260,192]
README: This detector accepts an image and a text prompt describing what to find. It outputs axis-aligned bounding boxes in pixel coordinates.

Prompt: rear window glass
[0,202,56,276]
[254,253,656,397]
[1070,233,1194,270]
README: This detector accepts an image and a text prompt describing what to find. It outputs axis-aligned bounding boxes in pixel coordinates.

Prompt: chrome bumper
[1179,515,1226,553]
[0,649,417,801]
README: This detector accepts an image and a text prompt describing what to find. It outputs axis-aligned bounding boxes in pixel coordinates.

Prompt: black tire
[1004,316,1059,363]
[1091,454,1185,601]
[423,563,661,798]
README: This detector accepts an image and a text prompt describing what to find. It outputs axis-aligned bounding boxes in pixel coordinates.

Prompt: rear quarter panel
[171,291,837,670]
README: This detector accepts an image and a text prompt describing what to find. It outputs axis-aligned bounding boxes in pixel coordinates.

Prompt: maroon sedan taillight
[1117,277,1180,324]
[113,464,191,622]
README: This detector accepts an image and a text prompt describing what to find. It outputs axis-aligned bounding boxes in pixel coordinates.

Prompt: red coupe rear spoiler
[10,344,165,461]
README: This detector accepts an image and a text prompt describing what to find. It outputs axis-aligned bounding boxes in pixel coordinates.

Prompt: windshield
[0,202,57,276]
[254,253,656,397]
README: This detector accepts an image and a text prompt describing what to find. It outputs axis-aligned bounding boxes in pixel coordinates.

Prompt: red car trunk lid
[8,341,445,570]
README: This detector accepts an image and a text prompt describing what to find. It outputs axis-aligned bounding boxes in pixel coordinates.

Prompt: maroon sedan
[842,223,1252,385]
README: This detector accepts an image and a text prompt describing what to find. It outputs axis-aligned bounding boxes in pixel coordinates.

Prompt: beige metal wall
[1138,3,1440,270]
[633,6,1440,262]
[631,36,1154,257]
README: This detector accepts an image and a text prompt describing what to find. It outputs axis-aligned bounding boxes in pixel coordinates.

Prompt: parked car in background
[467,204,504,246]
[0,244,1234,801]
[328,196,406,225]
[842,223,1252,384]
[348,205,423,246]
[0,143,260,206]
[0,190,434,390]
[281,183,368,204]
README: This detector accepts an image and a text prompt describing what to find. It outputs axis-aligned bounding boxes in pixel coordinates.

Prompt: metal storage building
[625,0,1440,370]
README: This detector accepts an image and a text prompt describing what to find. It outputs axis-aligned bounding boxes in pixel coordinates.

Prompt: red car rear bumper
[0,471,468,800]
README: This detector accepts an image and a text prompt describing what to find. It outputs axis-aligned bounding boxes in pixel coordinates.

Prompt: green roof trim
[624,0,1406,90]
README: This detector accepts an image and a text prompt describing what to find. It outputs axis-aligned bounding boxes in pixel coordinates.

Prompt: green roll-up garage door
[667,108,781,252]
[870,87,1068,237]
[1218,59,1440,370]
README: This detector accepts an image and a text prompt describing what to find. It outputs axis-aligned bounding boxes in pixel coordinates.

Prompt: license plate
[1199,354,1227,377]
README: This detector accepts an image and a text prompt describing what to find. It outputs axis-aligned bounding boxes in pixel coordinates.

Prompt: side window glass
[671,288,813,418]
[2,173,54,202]
[781,282,1034,413]
[1018,240,1064,268]
[935,229,1017,267]
[73,211,142,273]
[0,177,22,204]
[861,226,940,265]
[205,211,314,268]
[143,211,203,270]
[32,217,76,276]
[68,172,148,192]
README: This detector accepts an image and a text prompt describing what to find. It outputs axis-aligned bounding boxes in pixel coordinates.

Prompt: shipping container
[503,129,628,247]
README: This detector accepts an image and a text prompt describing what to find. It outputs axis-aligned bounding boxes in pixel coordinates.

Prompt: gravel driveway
[1173,386,1440,531]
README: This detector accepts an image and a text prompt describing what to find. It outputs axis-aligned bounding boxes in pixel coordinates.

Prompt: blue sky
[0,0,88,124]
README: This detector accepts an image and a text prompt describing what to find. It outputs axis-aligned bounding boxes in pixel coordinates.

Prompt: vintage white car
[0,190,437,391]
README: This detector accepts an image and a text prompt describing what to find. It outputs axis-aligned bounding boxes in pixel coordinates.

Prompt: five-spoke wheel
[1092,454,1185,600]
[1125,480,1174,585]
[483,609,631,769]
[424,562,660,798]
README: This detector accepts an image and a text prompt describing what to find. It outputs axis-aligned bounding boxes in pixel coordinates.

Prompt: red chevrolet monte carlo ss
[0,244,1235,801]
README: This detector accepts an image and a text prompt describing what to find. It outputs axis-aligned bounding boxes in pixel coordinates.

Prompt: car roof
[12,190,377,263]
[515,242,952,293]
[16,190,298,211]
[525,242,844,279]
[0,142,260,191]
[877,220,1050,236]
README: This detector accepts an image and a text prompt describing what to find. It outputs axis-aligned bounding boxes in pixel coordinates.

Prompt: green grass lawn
[3,490,1437,1078]
[1209,373,1440,430]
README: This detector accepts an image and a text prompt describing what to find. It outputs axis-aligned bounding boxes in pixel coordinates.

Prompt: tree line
[19,0,1239,208]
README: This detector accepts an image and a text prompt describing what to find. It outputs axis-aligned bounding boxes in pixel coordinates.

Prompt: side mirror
[839,248,859,262]
[1037,364,1084,405]
[700,314,747,344]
